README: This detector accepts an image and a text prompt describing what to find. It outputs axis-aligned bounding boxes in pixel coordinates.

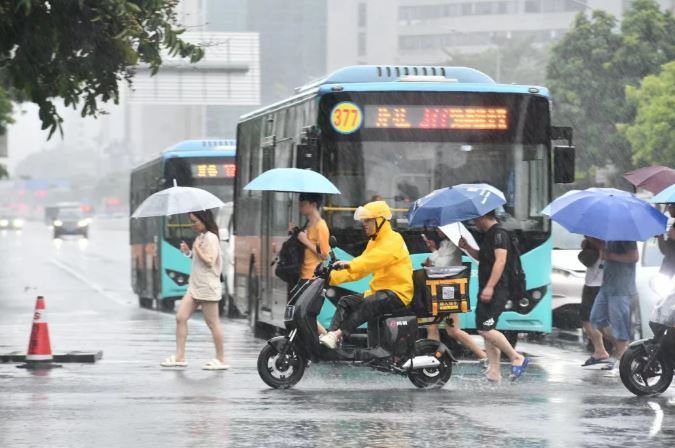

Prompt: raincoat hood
[354,201,393,221]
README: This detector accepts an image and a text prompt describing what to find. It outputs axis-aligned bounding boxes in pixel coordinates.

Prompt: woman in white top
[161,210,228,370]
[424,229,487,363]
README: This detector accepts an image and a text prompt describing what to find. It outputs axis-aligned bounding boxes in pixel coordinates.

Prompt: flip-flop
[509,357,529,381]
[202,359,230,370]
[581,356,610,367]
[160,355,187,368]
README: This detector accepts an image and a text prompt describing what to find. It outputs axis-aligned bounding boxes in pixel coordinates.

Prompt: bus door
[259,140,276,320]
[259,136,294,324]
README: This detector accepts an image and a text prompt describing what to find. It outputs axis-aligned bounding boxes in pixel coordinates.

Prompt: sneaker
[319,332,338,349]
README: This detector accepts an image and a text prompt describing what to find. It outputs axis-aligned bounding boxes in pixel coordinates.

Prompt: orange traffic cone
[17,296,61,369]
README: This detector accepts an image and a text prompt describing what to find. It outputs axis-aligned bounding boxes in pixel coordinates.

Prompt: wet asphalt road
[1,221,674,448]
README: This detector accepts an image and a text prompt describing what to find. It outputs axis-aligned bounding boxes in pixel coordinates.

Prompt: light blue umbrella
[244,168,341,194]
[650,184,675,203]
[550,188,666,241]
[408,183,506,227]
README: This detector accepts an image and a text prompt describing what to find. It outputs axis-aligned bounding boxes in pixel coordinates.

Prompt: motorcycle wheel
[257,343,305,389]
[619,345,673,396]
[407,339,453,389]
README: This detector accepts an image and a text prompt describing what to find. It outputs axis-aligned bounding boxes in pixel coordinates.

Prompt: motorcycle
[620,289,675,396]
[256,239,470,389]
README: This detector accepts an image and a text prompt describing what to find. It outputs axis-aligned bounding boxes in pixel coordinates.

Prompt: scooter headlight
[649,273,675,298]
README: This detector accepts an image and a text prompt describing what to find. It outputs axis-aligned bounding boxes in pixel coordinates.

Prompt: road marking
[49,257,130,307]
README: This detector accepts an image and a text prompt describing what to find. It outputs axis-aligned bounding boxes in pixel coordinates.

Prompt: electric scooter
[257,238,470,389]
[620,292,675,396]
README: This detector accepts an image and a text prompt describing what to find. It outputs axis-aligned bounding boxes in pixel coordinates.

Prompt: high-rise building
[327,0,674,72]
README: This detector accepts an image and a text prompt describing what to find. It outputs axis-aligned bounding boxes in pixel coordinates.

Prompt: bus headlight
[53,220,63,227]
[12,219,24,228]
[0,219,8,227]
[165,269,189,286]
[77,219,89,227]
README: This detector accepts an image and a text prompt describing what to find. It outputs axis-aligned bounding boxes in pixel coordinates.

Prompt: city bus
[130,139,236,312]
[233,65,575,340]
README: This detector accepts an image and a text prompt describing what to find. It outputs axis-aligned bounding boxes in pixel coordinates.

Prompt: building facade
[327,0,675,71]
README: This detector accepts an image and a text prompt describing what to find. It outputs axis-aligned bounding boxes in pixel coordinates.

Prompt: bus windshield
[320,91,551,254]
[327,141,548,229]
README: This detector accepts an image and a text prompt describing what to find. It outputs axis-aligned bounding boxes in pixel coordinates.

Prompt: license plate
[284,305,295,321]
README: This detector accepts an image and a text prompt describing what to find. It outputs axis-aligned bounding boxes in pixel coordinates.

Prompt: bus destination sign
[191,163,236,178]
[364,105,508,130]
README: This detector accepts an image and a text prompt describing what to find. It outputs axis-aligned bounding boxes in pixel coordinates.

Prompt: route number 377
[331,102,362,134]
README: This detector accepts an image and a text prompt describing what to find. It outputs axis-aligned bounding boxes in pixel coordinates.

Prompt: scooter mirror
[329,236,338,248]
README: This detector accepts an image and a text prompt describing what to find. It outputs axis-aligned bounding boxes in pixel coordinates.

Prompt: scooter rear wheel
[619,344,673,396]
[408,339,452,389]
[257,343,305,389]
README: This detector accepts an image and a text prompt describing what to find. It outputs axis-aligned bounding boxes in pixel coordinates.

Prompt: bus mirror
[296,143,320,171]
[554,145,575,184]
[329,236,338,248]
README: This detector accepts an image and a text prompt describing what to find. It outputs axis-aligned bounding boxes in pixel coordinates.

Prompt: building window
[358,32,366,56]
[524,0,541,13]
[358,2,367,27]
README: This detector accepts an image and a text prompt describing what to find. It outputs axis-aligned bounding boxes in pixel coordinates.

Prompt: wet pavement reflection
[0,221,673,447]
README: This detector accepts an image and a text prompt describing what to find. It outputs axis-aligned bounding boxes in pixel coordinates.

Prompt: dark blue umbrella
[408,183,506,227]
[550,189,666,241]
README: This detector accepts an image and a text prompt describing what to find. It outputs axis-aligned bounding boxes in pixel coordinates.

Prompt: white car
[216,202,237,317]
[551,222,586,329]
[551,222,664,338]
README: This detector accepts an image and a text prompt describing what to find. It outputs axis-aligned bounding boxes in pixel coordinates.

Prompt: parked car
[53,209,90,238]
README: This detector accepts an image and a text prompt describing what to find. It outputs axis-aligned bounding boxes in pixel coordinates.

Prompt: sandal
[160,355,187,368]
[509,357,529,381]
[581,356,610,367]
[202,359,230,370]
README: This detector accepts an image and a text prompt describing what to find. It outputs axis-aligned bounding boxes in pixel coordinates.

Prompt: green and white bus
[130,139,236,311]
[233,65,575,338]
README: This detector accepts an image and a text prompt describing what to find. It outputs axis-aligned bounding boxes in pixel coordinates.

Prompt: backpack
[274,226,306,284]
[506,231,527,301]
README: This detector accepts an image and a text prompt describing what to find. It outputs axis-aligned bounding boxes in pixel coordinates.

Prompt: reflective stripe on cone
[26,296,53,362]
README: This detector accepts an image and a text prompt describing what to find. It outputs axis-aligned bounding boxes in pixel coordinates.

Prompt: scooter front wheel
[257,343,305,389]
[408,339,452,389]
[619,344,673,396]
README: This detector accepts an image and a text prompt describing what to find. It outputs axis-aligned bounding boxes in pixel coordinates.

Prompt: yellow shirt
[300,219,330,280]
[329,222,414,305]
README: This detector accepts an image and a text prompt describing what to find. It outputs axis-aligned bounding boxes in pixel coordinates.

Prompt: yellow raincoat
[329,221,414,305]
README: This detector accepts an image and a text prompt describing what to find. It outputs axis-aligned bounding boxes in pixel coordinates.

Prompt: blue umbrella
[550,189,666,241]
[244,168,341,194]
[408,183,506,227]
[542,188,632,215]
[650,184,675,203]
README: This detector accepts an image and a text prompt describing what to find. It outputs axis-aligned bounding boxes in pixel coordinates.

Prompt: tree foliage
[0,0,204,137]
[443,36,550,86]
[546,0,675,183]
[620,61,675,166]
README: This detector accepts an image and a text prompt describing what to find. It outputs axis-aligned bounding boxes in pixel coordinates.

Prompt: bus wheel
[138,297,153,308]
[160,298,175,312]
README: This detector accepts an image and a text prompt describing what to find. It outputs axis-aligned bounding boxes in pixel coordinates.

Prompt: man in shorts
[589,240,639,373]
[459,210,528,382]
